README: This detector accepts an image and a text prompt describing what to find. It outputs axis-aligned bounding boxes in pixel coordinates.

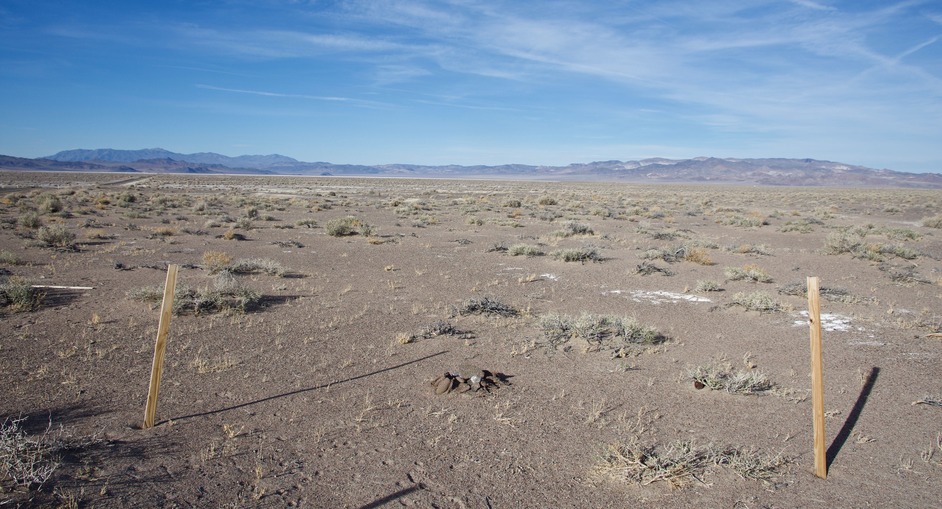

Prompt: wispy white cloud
[195,84,394,109]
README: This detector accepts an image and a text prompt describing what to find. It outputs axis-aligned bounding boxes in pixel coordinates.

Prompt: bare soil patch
[2,172,941,507]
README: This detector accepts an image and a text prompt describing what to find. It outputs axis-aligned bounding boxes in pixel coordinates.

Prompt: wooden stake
[142,264,179,429]
[807,276,827,479]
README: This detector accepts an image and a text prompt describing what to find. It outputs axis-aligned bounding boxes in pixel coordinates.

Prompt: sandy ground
[1,172,941,508]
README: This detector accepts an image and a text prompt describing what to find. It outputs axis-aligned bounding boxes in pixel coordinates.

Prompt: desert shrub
[235,218,253,230]
[727,244,771,256]
[228,258,287,277]
[552,247,602,263]
[503,199,522,208]
[36,224,76,250]
[418,320,468,339]
[152,226,177,237]
[824,230,919,261]
[633,261,673,276]
[38,194,63,214]
[221,229,246,241]
[0,277,43,312]
[127,283,262,315]
[326,216,374,237]
[823,230,863,255]
[728,291,782,312]
[597,437,787,488]
[485,242,508,253]
[202,250,234,273]
[922,215,942,229]
[717,211,767,228]
[508,244,544,257]
[779,220,815,233]
[0,250,22,265]
[778,282,861,303]
[295,219,318,228]
[724,264,772,283]
[17,212,42,230]
[538,196,558,206]
[452,296,518,317]
[695,280,723,292]
[687,362,774,394]
[0,417,61,492]
[683,247,714,265]
[539,312,666,351]
[553,221,594,237]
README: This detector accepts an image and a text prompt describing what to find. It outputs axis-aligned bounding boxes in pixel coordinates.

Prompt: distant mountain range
[0,148,939,188]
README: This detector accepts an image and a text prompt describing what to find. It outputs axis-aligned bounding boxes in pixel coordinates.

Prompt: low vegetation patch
[0,417,61,492]
[553,221,594,237]
[551,247,602,263]
[695,280,723,292]
[728,291,783,312]
[922,215,942,229]
[508,244,544,257]
[686,362,774,394]
[597,437,788,488]
[633,261,674,276]
[0,277,43,312]
[326,216,374,237]
[128,281,262,315]
[452,296,519,317]
[778,282,863,303]
[36,224,76,251]
[824,230,920,261]
[724,264,772,283]
[538,312,666,352]
[227,258,288,277]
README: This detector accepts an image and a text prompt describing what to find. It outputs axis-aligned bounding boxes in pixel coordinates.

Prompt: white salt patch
[848,340,886,347]
[541,273,560,281]
[627,290,711,305]
[793,311,858,332]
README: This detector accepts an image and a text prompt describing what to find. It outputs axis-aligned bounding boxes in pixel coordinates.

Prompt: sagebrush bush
[508,244,544,257]
[326,216,374,237]
[922,215,942,229]
[552,247,602,263]
[725,264,772,283]
[728,291,782,312]
[36,224,76,250]
[202,250,234,273]
[128,283,262,315]
[17,212,42,229]
[452,296,518,317]
[0,277,43,312]
[539,312,666,351]
[687,362,774,394]
[0,417,61,491]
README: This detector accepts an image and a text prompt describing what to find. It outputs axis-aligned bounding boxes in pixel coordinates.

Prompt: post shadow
[826,366,879,469]
[357,484,424,509]
[161,350,448,425]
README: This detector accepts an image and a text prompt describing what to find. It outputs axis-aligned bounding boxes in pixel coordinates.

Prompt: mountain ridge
[0,148,935,188]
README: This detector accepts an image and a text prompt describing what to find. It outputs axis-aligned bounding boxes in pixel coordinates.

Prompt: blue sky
[1,1,940,172]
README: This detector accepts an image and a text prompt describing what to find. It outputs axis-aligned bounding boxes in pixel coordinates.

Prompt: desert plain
[1,171,941,508]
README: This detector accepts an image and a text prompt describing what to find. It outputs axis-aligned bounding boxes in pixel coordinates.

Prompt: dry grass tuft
[596,437,787,488]
[686,362,774,395]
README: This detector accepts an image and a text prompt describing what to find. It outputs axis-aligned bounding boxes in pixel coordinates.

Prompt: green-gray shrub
[508,244,544,257]
[728,291,782,313]
[326,216,374,237]
[0,277,43,312]
[552,247,602,263]
[36,224,76,250]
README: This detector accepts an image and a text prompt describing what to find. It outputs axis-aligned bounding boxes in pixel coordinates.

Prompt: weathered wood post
[142,264,179,429]
[807,276,826,478]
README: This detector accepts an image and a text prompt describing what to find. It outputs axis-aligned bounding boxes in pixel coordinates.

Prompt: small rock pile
[431,364,510,395]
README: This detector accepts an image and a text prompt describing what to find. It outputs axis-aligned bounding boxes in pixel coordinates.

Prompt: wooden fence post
[807,276,827,478]
[142,265,179,429]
